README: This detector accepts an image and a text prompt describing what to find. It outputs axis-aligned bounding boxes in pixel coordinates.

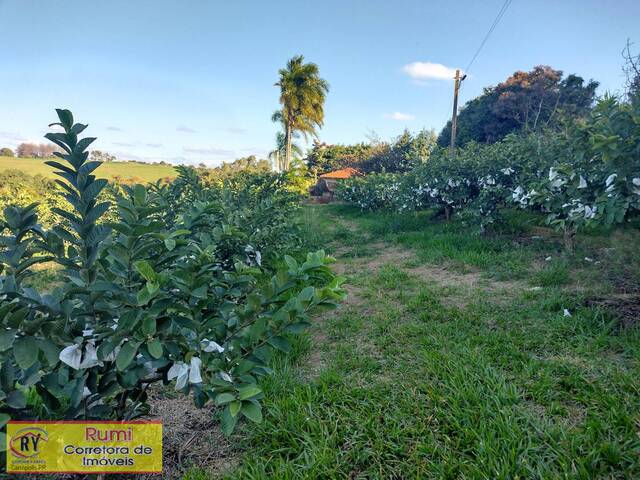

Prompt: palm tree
[268,129,303,172]
[275,55,329,170]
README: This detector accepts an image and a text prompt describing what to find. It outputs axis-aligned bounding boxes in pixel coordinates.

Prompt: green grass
[0,156,176,182]
[187,205,640,479]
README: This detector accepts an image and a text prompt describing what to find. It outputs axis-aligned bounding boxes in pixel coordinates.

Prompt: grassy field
[0,156,177,182]
[181,204,640,479]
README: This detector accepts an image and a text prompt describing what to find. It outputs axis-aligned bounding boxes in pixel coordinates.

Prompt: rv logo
[9,427,49,458]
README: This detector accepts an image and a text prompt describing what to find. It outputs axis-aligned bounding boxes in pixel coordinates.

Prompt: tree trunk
[285,124,293,171]
[563,227,576,251]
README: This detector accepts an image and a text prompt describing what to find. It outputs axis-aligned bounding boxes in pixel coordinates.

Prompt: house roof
[319,167,362,179]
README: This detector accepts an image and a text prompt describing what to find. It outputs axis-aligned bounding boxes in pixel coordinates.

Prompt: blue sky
[0,0,638,165]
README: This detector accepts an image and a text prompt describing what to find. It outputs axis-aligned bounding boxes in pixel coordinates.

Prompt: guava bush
[514,96,640,247]
[0,110,345,448]
[338,96,640,243]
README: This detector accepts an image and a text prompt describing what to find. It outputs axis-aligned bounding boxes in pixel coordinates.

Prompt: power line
[463,0,513,75]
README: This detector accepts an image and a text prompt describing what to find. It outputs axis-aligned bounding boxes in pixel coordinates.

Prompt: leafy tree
[16,142,60,158]
[275,55,329,170]
[304,141,374,174]
[0,147,14,157]
[89,150,116,162]
[438,66,598,147]
[362,129,438,173]
[622,39,640,106]
[196,155,272,184]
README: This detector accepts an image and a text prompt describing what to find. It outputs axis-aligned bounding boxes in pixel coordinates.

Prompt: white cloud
[384,112,415,121]
[183,146,234,157]
[0,130,27,145]
[402,62,459,81]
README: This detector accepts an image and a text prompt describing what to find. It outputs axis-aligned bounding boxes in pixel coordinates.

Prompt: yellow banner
[6,420,162,474]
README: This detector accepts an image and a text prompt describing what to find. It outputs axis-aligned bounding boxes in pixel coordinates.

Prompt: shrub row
[338,96,640,247]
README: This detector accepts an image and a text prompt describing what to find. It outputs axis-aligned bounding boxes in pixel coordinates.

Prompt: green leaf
[136,284,158,306]
[267,336,291,353]
[70,377,86,407]
[241,401,263,423]
[284,255,298,271]
[220,405,238,436]
[298,286,315,302]
[229,400,242,417]
[0,362,15,391]
[55,108,74,129]
[191,285,208,299]
[164,238,176,251]
[0,431,7,452]
[238,385,261,401]
[147,338,163,359]
[116,341,139,371]
[134,260,157,283]
[13,336,38,369]
[0,329,15,351]
[38,339,60,365]
[214,392,236,405]
[285,322,310,334]
[141,316,157,336]
[6,390,26,409]
[0,413,10,429]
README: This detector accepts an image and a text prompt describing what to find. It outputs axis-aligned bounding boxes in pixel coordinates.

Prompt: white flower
[578,176,587,189]
[563,309,572,317]
[584,205,597,219]
[549,167,558,181]
[201,338,224,353]
[633,178,640,186]
[500,167,514,175]
[545,256,552,262]
[605,174,617,187]
[584,257,594,262]
[220,371,233,383]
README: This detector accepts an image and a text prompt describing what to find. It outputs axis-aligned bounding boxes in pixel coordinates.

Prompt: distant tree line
[197,155,272,184]
[304,129,438,175]
[15,142,62,157]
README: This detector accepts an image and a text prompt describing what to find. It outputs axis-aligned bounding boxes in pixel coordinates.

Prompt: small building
[311,167,363,201]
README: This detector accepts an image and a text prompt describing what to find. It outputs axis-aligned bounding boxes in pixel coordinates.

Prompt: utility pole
[450,69,462,156]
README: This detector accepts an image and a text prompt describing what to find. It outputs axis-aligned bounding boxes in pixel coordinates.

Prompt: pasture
[0,155,176,182]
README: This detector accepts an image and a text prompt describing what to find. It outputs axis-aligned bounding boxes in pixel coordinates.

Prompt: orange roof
[319,167,362,179]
